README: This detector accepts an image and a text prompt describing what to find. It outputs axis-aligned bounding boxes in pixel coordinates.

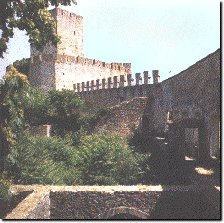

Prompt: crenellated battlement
[50,7,83,20]
[31,54,132,73]
[29,8,158,93]
[73,70,159,93]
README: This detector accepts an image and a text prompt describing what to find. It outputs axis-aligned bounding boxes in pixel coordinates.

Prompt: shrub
[6,131,149,185]
[47,89,84,136]
[6,133,79,185]
[0,175,11,218]
[74,133,145,185]
[78,107,110,132]
[23,88,49,126]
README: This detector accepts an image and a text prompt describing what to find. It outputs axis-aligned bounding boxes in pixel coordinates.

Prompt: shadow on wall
[148,191,220,220]
[100,191,220,220]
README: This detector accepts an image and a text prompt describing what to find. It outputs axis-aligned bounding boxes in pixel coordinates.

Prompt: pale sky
[0,0,220,81]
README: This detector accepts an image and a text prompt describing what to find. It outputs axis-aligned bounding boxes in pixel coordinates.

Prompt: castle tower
[29,8,84,91]
[31,8,84,58]
[30,8,131,91]
[53,8,84,57]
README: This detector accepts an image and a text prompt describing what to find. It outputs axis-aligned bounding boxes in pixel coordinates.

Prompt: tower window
[74,31,76,35]
[70,13,72,17]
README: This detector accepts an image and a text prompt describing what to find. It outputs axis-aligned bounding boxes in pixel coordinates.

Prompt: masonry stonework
[5,185,219,219]
[29,7,220,160]
[29,8,132,91]
[92,49,220,159]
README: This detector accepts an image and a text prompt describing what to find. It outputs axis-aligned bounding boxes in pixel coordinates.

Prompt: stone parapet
[5,184,211,220]
[73,71,157,92]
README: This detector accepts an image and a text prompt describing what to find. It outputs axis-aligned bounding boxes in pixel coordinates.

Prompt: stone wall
[92,97,153,138]
[29,55,56,91]
[30,125,51,137]
[54,58,131,90]
[89,49,220,159]
[50,190,161,219]
[79,84,152,109]
[75,70,157,109]
[55,8,84,58]
[29,8,132,91]
[5,184,216,220]
[151,49,220,158]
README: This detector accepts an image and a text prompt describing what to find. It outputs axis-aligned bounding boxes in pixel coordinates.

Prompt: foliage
[23,87,49,126]
[6,133,79,185]
[7,58,30,77]
[0,66,29,171]
[6,131,148,185]
[0,175,11,218]
[47,89,84,136]
[0,0,77,58]
[0,175,11,203]
[73,133,145,185]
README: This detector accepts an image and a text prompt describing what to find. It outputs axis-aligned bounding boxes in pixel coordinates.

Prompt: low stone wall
[5,184,219,220]
[5,186,50,219]
[30,125,51,137]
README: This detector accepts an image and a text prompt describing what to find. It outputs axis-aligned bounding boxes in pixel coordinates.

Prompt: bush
[47,89,84,136]
[6,131,149,185]
[6,133,79,185]
[0,175,11,218]
[78,107,110,132]
[73,133,145,185]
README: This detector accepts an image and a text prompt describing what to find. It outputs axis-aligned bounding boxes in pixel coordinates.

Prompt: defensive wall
[152,48,220,159]
[29,8,132,91]
[4,184,219,220]
[90,49,220,159]
[30,53,132,91]
[75,70,159,108]
[28,7,220,160]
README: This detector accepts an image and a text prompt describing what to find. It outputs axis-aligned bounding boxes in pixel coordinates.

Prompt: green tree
[47,89,84,135]
[23,87,49,126]
[0,65,29,171]
[0,0,77,58]
[7,58,30,77]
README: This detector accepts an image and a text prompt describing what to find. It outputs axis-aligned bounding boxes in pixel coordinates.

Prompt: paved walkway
[188,161,221,212]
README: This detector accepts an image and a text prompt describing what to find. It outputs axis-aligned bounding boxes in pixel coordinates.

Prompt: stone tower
[54,8,84,58]
[30,8,84,91]
[30,8,132,91]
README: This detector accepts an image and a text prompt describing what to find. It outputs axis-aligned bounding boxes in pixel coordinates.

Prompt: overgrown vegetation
[6,58,30,77]
[6,132,149,185]
[0,175,11,218]
[0,66,154,189]
[0,66,29,171]
[0,0,77,58]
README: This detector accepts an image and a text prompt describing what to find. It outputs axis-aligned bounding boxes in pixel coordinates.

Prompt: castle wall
[74,71,152,109]
[78,85,151,109]
[55,8,84,57]
[29,8,132,91]
[152,49,220,158]
[92,97,150,138]
[54,57,131,90]
[29,55,56,91]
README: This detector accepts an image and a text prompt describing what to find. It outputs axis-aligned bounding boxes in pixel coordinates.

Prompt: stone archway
[169,117,210,162]
[97,206,150,219]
